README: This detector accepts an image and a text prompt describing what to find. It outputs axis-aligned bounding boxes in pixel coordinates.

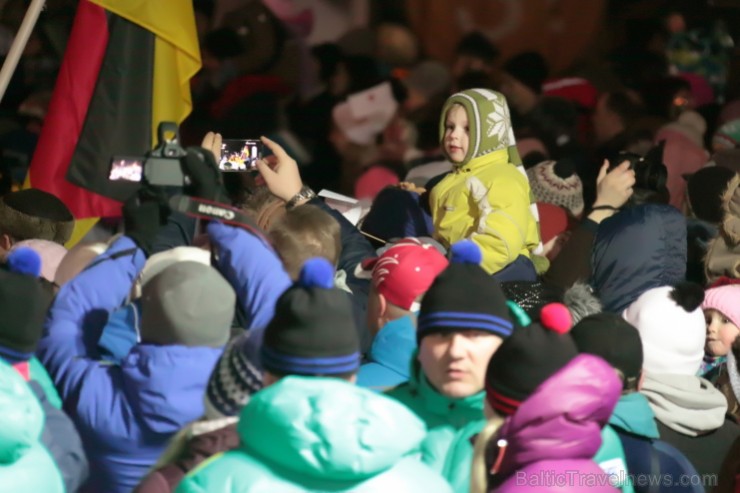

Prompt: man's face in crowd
[418,330,503,398]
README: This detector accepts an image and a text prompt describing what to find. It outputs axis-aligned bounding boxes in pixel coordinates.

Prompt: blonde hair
[470,415,505,493]
[268,205,342,280]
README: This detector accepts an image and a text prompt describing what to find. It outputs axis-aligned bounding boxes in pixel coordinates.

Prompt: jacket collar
[609,392,659,439]
[453,148,510,174]
[368,316,416,378]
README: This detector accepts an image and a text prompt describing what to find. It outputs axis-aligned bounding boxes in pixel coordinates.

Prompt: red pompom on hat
[540,303,572,334]
[485,303,578,416]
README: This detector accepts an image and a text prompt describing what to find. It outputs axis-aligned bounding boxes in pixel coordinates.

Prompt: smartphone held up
[219,139,263,172]
[109,157,143,182]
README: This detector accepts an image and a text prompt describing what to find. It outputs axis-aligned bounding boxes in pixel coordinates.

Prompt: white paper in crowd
[318,189,359,204]
[318,189,369,226]
[347,82,396,121]
[342,205,366,226]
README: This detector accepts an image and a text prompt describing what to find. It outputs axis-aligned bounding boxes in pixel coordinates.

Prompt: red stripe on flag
[28,0,121,219]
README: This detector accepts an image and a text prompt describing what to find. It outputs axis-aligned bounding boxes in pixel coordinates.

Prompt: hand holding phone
[218,139,263,172]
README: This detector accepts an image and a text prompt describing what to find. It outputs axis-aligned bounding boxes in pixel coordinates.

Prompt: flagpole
[0,0,46,104]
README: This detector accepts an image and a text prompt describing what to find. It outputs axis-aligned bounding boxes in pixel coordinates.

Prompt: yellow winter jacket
[430,148,540,275]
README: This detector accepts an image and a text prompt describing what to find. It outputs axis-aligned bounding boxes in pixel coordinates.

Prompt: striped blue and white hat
[261,258,361,377]
[417,240,515,343]
[204,330,263,419]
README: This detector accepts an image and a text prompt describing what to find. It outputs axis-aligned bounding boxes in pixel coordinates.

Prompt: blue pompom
[449,240,482,265]
[7,247,41,277]
[297,257,335,289]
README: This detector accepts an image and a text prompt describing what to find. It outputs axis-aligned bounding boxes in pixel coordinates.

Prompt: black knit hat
[503,51,549,94]
[0,249,52,363]
[261,258,360,376]
[485,303,578,415]
[418,240,513,342]
[570,313,643,389]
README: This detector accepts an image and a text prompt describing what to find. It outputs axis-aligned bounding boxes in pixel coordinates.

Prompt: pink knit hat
[354,166,400,201]
[656,114,710,210]
[702,285,740,328]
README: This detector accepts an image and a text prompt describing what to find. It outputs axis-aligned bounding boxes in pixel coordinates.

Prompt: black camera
[607,141,668,193]
[109,122,189,187]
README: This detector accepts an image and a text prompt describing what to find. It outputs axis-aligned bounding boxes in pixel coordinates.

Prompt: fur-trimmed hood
[705,173,740,283]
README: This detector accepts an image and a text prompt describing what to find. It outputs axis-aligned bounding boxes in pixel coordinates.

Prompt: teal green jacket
[0,359,64,492]
[385,361,486,493]
[176,376,453,493]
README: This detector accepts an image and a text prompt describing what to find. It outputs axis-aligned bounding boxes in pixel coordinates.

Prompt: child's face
[704,308,740,357]
[443,104,469,163]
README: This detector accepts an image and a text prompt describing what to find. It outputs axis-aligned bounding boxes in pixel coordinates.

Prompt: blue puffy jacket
[205,221,292,352]
[37,237,225,493]
[97,302,140,364]
[591,205,686,313]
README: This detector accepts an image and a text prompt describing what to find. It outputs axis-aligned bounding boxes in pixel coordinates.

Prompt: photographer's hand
[255,136,305,204]
[182,147,228,202]
[201,132,223,162]
[590,160,636,224]
[123,186,171,257]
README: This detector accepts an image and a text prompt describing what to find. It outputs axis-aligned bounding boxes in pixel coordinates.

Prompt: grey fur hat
[563,282,603,324]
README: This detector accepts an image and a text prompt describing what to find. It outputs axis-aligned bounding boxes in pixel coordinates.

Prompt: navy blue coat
[591,204,687,313]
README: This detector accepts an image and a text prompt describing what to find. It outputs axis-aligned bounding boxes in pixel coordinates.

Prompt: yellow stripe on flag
[88,0,202,145]
[22,174,100,249]
[65,217,100,249]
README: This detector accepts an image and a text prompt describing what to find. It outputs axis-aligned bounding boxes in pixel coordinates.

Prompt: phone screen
[109,157,143,182]
[219,139,262,172]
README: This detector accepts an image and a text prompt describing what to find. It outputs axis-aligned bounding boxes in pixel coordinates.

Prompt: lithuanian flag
[26,0,201,247]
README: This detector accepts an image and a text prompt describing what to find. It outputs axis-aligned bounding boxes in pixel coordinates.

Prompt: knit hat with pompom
[485,303,579,415]
[527,159,584,217]
[417,240,514,343]
[261,258,361,376]
[623,282,705,376]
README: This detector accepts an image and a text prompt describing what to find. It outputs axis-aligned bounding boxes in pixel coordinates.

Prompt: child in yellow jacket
[430,88,544,278]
